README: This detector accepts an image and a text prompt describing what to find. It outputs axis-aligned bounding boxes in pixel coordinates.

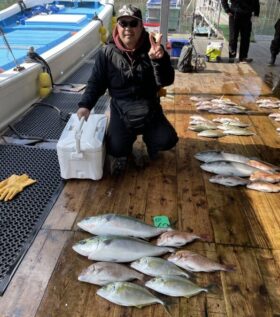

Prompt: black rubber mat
[41,92,81,113]
[0,144,64,295]
[65,60,95,84]
[7,103,70,141]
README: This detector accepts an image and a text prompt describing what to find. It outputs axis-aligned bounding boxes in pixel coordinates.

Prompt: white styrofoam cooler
[57,114,107,180]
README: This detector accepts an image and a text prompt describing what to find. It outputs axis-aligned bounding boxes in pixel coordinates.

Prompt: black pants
[106,104,178,158]
[228,14,252,60]
[270,19,280,57]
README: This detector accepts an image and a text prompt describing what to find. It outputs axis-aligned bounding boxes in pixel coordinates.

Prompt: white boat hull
[0,1,113,131]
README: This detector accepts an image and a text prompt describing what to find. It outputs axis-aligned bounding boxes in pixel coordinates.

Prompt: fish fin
[224,264,235,272]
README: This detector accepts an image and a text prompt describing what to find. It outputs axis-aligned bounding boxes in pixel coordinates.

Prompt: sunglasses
[118,19,139,28]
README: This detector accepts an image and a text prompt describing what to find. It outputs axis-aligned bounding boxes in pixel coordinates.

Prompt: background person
[221,0,260,63]
[268,16,280,66]
[77,5,178,175]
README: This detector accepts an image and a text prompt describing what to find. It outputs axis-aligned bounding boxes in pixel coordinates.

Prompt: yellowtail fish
[77,214,173,238]
[194,150,249,163]
[145,275,211,298]
[73,235,175,262]
[97,282,166,308]
[130,256,191,278]
[222,127,255,136]
[200,161,260,177]
[197,130,224,138]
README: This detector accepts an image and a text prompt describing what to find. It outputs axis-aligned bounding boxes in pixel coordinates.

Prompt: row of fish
[190,97,248,115]
[189,115,255,138]
[268,112,280,136]
[195,150,280,192]
[256,98,280,109]
[73,214,234,309]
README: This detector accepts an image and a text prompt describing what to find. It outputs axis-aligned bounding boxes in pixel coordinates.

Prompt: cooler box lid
[57,114,107,154]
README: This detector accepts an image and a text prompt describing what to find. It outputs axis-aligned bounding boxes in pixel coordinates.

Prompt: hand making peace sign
[148,32,164,60]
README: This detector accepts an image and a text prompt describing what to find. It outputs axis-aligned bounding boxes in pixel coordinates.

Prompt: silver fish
[194,150,249,163]
[77,213,172,238]
[167,250,235,272]
[268,113,280,119]
[222,127,255,136]
[247,181,280,193]
[211,98,237,106]
[212,117,241,123]
[217,121,250,129]
[189,124,217,132]
[209,107,247,114]
[256,99,280,104]
[130,256,191,278]
[190,115,210,121]
[197,130,224,138]
[97,281,165,308]
[200,161,260,177]
[258,103,279,109]
[209,175,249,187]
[73,236,174,262]
[156,231,210,247]
[190,96,213,102]
[145,275,209,298]
[78,262,144,285]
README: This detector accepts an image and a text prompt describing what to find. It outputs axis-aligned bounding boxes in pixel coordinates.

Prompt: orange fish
[247,159,280,172]
[250,171,280,183]
[168,250,235,272]
[156,231,211,247]
[247,181,280,193]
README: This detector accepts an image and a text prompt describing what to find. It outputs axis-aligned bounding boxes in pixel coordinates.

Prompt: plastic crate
[169,38,190,57]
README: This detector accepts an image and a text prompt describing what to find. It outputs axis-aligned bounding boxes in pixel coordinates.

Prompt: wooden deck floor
[0,38,280,317]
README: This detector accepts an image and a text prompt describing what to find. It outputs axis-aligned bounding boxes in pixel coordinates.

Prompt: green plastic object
[153,215,171,228]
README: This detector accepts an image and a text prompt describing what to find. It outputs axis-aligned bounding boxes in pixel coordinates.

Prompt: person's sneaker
[239,57,253,63]
[228,57,235,63]
[108,155,127,175]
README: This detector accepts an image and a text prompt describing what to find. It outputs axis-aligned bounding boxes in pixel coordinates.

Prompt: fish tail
[199,234,212,242]
[137,273,146,281]
[167,247,176,253]
[162,302,173,317]
[206,283,220,295]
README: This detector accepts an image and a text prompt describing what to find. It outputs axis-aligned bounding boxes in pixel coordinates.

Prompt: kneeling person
[77,5,178,174]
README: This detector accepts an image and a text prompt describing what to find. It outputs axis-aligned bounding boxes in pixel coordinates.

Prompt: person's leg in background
[239,14,252,62]
[268,19,280,66]
[228,14,240,62]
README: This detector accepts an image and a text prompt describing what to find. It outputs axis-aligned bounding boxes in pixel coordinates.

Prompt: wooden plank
[43,180,91,230]
[0,230,70,317]
[218,245,274,317]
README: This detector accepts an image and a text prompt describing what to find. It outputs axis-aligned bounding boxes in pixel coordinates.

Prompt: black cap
[117,5,142,21]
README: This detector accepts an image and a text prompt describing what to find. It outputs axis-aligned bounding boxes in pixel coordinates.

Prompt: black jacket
[221,0,260,17]
[78,30,174,110]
